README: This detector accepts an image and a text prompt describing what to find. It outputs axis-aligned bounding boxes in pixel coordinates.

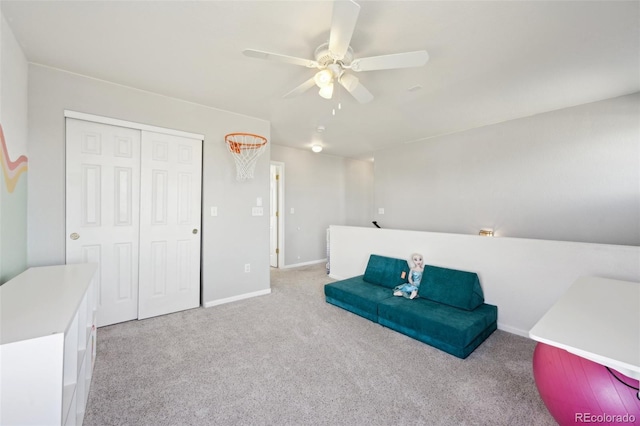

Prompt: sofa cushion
[362,254,410,289]
[377,296,497,350]
[324,276,394,321]
[419,265,484,311]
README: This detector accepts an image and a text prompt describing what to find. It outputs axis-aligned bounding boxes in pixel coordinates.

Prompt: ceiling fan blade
[339,73,373,103]
[243,49,318,68]
[328,0,361,60]
[283,77,316,99]
[351,50,429,72]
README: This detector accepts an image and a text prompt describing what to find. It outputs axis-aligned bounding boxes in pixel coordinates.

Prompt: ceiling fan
[243,0,429,104]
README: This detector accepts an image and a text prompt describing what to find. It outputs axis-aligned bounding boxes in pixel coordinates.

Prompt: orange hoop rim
[225,133,267,154]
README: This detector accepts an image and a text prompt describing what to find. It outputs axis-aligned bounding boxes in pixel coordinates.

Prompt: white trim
[497,323,528,338]
[270,162,285,269]
[64,110,205,140]
[203,288,271,308]
[282,258,327,269]
[328,273,347,281]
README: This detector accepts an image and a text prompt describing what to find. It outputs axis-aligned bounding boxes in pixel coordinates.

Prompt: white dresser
[1,263,98,425]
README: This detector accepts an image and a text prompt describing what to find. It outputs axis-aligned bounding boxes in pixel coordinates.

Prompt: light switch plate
[210,206,218,216]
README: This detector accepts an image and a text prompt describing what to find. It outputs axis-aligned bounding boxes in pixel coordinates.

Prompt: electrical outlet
[244,263,250,273]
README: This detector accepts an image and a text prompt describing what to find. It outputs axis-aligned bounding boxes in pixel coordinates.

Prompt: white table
[529,275,640,393]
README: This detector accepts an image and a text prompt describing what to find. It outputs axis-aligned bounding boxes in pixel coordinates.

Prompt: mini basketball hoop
[225,133,268,181]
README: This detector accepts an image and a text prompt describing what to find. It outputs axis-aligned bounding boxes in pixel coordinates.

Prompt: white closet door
[66,118,141,327]
[138,131,202,320]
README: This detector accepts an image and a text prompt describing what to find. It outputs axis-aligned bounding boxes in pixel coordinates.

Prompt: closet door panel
[66,119,141,327]
[138,131,202,320]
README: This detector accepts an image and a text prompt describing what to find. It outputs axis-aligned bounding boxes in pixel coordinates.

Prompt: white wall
[0,13,28,284]
[344,157,375,226]
[329,226,640,336]
[373,93,640,246]
[27,64,270,305]
[270,144,373,266]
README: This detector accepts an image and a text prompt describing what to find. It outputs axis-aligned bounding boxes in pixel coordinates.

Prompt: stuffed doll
[393,253,424,299]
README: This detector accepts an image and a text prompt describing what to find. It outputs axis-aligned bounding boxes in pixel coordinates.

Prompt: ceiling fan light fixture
[319,83,334,99]
[244,0,431,107]
[314,69,333,87]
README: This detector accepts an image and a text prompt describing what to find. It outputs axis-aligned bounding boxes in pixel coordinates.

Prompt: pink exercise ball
[533,342,640,425]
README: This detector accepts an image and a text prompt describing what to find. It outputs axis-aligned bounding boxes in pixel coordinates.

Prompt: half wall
[328,226,640,336]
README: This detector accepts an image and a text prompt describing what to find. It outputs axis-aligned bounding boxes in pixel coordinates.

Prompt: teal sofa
[324,254,497,359]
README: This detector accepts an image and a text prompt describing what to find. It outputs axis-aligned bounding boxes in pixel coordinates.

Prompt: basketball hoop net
[225,133,268,181]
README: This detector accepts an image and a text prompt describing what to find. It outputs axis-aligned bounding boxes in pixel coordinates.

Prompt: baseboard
[281,258,327,269]
[328,273,347,280]
[497,322,529,338]
[204,288,271,308]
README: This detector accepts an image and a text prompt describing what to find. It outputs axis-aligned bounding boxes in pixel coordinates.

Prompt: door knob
[70,232,80,240]
[192,229,198,234]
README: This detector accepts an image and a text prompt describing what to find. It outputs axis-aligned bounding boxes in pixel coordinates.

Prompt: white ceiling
[2,1,639,160]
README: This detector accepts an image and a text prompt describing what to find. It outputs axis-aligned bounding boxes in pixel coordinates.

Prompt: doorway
[270,162,284,268]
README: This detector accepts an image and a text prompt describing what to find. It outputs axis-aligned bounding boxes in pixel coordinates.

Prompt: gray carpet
[84,264,556,426]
